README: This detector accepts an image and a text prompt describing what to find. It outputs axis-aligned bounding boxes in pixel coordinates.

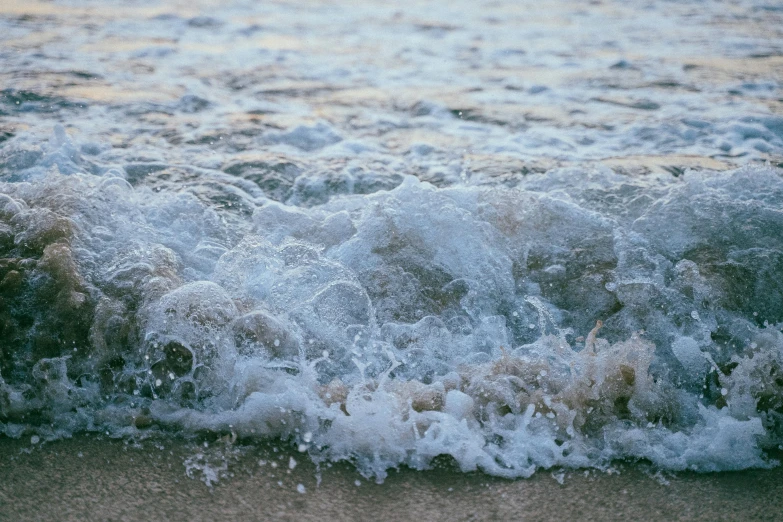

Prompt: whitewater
[1,0,782,482]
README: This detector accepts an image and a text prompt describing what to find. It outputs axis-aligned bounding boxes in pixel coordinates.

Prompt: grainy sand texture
[2,435,782,521]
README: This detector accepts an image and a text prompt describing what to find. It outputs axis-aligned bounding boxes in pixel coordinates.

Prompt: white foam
[0,132,781,480]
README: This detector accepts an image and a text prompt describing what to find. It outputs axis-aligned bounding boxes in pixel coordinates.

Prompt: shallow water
[1,0,783,481]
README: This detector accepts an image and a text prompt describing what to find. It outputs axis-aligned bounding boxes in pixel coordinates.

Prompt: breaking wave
[1,128,782,480]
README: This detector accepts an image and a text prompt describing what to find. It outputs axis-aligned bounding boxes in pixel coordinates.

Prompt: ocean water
[1,0,782,482]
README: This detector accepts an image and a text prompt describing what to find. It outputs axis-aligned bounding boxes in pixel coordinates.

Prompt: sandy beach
[1,434,782,521]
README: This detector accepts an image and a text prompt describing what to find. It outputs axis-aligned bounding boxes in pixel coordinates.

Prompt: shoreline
[2,434,782,521]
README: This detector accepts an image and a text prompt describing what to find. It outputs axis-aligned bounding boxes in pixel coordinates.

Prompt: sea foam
[1,129,781,479]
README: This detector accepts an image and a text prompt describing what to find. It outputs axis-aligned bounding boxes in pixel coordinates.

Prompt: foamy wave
[1,129,782,479]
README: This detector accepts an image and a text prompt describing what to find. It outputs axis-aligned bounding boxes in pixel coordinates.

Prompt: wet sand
[1,434,781,521]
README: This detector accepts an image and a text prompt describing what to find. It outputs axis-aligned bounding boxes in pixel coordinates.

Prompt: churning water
[1,0,782,481]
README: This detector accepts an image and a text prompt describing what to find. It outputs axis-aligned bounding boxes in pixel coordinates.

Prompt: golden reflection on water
[1,0,781,170]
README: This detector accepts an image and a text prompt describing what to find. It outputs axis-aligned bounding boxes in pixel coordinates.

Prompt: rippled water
[1,0,783,481]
